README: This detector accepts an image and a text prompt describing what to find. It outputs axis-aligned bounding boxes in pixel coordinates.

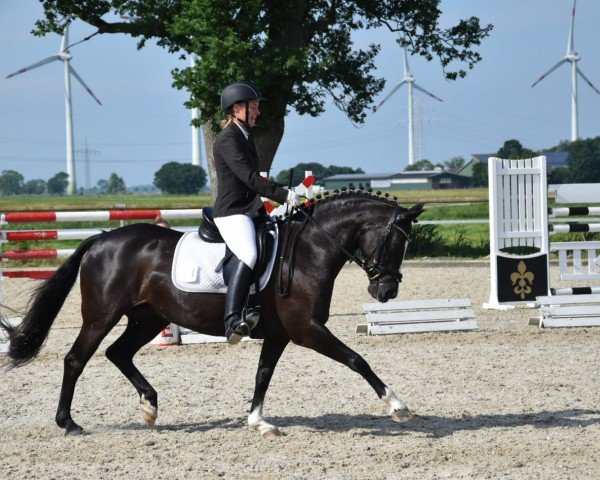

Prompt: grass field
[0,188,488,211]
[0,193,212,211]
[1,188,595,262]
[0,189,488,267]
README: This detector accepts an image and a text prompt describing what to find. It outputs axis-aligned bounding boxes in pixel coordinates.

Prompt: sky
[1,1,600,189]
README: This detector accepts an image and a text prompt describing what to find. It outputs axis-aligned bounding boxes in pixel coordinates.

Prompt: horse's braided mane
[310,186,409,211]
[283,187,411,222]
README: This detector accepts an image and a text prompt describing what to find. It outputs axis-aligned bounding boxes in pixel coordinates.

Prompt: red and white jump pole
[0,208,204,337]
[0,208,203,224]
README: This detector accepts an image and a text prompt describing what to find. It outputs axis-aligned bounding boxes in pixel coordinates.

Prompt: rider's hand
[286,189,302,207]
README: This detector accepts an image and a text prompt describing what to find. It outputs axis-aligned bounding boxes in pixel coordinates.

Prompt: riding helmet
[220,81,266,112]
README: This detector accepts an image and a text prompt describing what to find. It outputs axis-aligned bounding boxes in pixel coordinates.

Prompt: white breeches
[214,214,257,269]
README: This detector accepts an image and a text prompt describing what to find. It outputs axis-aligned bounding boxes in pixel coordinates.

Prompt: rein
[278,212,309,297]
[278,203,411,297]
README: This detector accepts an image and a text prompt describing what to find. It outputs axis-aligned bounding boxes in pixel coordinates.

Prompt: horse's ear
[400,203,425,223]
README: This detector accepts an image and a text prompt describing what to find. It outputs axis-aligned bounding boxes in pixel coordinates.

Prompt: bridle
[361,205,411,283]
[295,204,411,283]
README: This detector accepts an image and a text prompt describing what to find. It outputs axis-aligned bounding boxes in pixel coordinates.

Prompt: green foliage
[547,167,571,185]
[496,139,536,159]
[33,1,492,131]
[565,136,600,183]
[46,172,68,195]
[405,224,446,258]
[543,139,571,153]
[404,159,441,171]
[406,224,489,259]
[22,179,47,195]
[444,156,465,170]
[154,162,207,194]
[470,161,488,187]
[0,170,24,195]
[274,162,364,185]
[107,172,127,194]
[97,179,108,194]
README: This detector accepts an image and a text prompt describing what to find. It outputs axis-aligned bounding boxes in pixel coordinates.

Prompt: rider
[213,80,301,344]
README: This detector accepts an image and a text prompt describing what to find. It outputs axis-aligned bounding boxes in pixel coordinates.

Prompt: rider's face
[233,100,260,127]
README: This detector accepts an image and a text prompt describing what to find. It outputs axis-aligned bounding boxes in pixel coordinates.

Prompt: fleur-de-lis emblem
[510,260,535,299]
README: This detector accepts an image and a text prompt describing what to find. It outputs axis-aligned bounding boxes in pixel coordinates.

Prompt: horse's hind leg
[56,312,122,435]
[105,306,168,428]
[291,321,413,423]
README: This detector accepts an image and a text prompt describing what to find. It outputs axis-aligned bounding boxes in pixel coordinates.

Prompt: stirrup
[225,315,250,345]
[243,306,261,331]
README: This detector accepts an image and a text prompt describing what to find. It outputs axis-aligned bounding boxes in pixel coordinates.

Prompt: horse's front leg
[248,335,289,440]
[291,320,413,423]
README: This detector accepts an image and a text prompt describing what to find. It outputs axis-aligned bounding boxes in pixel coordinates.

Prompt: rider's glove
[286,189,302,207]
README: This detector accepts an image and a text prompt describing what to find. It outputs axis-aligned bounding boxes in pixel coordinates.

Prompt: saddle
[198,207,278,287]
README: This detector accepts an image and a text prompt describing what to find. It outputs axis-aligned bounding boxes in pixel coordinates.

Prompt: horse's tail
[1,234,102,368]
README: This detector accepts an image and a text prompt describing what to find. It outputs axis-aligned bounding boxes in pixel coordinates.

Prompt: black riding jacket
[212,122,288,217]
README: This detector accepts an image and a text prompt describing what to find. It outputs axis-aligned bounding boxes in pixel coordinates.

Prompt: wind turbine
[531,0,599,141]
[376,47,442,167]
[6,26,102,195]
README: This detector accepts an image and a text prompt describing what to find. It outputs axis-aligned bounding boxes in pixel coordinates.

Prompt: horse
[1,192,424,439]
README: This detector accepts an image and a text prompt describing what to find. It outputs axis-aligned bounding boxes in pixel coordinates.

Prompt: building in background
[459,151,569,177]
[323,170,471,191]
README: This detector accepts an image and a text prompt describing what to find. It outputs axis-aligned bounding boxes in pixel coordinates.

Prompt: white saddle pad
[171,227,278,294]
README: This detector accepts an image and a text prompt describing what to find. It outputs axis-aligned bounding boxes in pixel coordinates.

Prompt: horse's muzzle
[368,280,398,303]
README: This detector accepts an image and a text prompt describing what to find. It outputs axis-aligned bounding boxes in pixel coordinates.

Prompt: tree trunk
[201,123,219,204]
[202,116,286,205]
[253,116,285,175]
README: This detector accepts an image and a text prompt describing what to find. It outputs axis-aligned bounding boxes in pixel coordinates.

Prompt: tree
[547,167,571,185]
[496,139,536,159]
[566,137,600,183]
[544,139,571,153]
[325,165,365,177]
[96,179,108,194]
[154,162,207,194]
[47,172,69,195]
[275,162,363,185]
[107,172,127,194]
[404,159,440,171]
[33,1,492,200]
[22,179,47,195]
[275,162,326,185]
[0,170,24,195]
[470,161,487,187]
[444,156,465,170]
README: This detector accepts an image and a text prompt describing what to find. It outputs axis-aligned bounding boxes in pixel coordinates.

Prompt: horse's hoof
[391,407,414,423]
[262,428,282,440]
[65,425,85,436]
[140,394,158,428]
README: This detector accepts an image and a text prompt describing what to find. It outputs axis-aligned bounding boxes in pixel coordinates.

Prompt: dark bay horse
[1,192,423,439]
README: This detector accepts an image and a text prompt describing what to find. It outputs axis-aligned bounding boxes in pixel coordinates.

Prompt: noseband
[295,204,410,284]
[362,206,410,283]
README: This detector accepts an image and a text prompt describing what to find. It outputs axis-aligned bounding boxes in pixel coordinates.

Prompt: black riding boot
[224,259,256,345]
